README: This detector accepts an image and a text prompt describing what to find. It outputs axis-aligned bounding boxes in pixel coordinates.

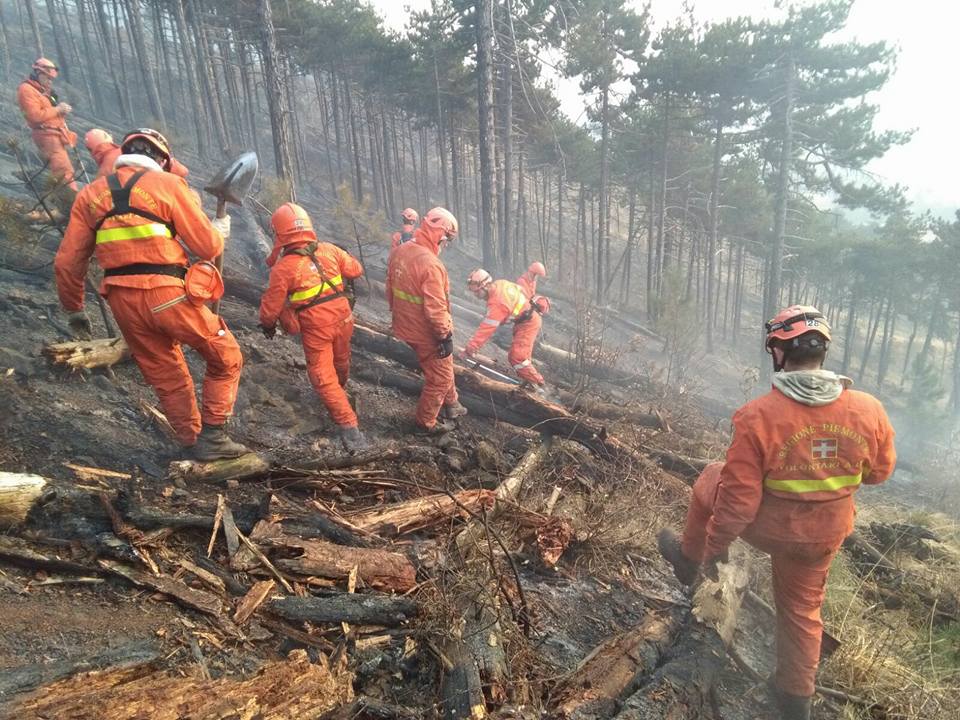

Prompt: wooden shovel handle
[212,198,227,315]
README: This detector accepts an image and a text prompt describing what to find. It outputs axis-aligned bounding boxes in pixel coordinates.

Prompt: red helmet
[528,261,546,278]
[467,268,493,292]
[267,202,317,266]
[84,129,113,151]
[121,128,171,168]
[401,208,419,225]
[765,305,831,350]
[32,57,59,79]
[422,207,458,240]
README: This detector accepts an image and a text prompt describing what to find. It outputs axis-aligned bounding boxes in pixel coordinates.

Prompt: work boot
[339,426,371,453]
[768,677,812,720]
[190,424,251,461]
[440,401,468,420]
[414,418,454,436]
[656,528,701,586]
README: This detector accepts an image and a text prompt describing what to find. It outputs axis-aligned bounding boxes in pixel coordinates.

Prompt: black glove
[437,333,454,358]
[67,310,92,340]
[261,324,277,339]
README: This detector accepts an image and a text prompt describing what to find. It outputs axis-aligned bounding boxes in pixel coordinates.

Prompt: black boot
[439,401,468,420]
[656,528,701,586]
[190,424,251,461]
[768,677,812,720]
[339,426,371,453]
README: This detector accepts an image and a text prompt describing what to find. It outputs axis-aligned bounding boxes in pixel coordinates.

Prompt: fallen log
[98,559,224,617]
[613,554,750,719]
[268,594,419,627]
[167,453,271,484]
[0,473,47,528]
[234,579,276,624]
[42,337,130,370]
[0,640,160,701]
[267,534,417,592]
[0,536,98,575]
[440,640,487,720]
[348,489,496,536]
[551,609,684,719]
[4,649,353,720]
[351,322,653,466]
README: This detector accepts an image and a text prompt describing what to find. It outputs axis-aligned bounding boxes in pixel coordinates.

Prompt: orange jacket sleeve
[54,193,96,312]
[167,177,223,261]
[421,263,453,340]
[864,399,896,484]
[334,245,363,280]
[259,262,292,328]
[17,82,60,127]
[704,406,765,559]
[465,299,509,354]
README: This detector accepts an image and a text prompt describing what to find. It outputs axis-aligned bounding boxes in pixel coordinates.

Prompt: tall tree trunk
[475,0,498,271]
[841,295,858,376]
[238,41,262,158]
[258,0,295,191]
[655,93,671,310]
[172,0,206,153]
[93,0,130,121]
[646,172,656,318]
[433,53,449,209]
[900,313,920,390]
[876,300,896,391]
[858,298,885,381]
[343,77,363,201]
[76,0,106,115]
[23,0,42,56]
[42,0,70,81]
[0,0,11,78]
[597,84,610,304]
[557,171,565,283]
[190,0,228,151]
[706,117,723,352]
[765,52,795,350]
[123,0,166,128]
[450,122,461,226]
[498,6,513,271]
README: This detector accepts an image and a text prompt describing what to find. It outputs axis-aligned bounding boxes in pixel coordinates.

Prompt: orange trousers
[509,313,544,385]
[107,285,243,446]
[406,340,458,428]
[32,130,77,190]
[301,314,357,427]
[682,462,839,697]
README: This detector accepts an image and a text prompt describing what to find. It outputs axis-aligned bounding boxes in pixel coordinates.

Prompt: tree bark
[257,0,295,188]
[267,535,416,592]
[476,0,498,271]
[269,594,418,627]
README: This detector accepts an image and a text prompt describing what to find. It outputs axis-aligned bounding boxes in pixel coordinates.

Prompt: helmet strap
[771,347,786,373]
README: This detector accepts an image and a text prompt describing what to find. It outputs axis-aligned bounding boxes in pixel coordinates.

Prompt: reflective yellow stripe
[289,274,343,302]
[96,223,172,245]
[392,288,423,305]
[764,473,863,494]
[504,285,526,317]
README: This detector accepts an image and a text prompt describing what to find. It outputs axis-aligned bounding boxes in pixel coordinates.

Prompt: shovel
[203,152,259,314]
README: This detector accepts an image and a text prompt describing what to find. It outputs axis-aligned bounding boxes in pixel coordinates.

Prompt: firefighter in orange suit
[54,128,248,461]
[391,208,419,249]
[385,206,466,433]
[516,261,546,299]
[17,58,78,190]
[658,305,896,720]
[85,128,190,180]
[259,202,368,453]
[462,269,546,387]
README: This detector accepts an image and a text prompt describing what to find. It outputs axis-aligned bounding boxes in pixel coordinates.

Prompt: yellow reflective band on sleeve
[392,287,424,305]
[764,473,863,494]
[289,274,343,302]
[95,223,173,245]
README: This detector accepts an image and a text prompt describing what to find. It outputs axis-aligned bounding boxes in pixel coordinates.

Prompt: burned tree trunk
[257,0,295,189]
[269,594,418,627]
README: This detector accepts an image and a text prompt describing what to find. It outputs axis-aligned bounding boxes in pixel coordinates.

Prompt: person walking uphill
[386,206,467,434]
[259,203,368,453]
[17,58,78,191]
[461,269,547,388]
[54,128,249,461]
[516,261,546,299]
[390,208,419,249]
[657,305,896,720]
[85,128,190,180]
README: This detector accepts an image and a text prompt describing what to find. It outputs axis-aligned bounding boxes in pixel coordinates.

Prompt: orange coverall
[89,140,189,179]
[54,164,242,446]
[386,227,458,428]
[681,386,896,697]
[516,270,538,299]
[260,239,363,428]
[17,79,77,189]
[390,222,415,250]
[465,279,544,385]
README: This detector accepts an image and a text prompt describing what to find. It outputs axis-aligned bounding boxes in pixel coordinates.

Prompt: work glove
[458,346,476,361]
[702,547,730,582]
[67,310,92,340]
[211,214,231,241]
[57,102,73,116]
[261,324,277,340]
[437,333,454,359]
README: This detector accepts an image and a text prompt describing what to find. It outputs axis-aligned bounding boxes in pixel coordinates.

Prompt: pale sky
[375,0,958,218]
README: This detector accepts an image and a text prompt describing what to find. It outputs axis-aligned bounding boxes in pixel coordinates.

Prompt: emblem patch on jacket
[811,438,838,459]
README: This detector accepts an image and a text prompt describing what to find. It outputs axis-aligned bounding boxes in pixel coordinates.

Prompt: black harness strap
[92,169,176,235]
[282,243,349,313]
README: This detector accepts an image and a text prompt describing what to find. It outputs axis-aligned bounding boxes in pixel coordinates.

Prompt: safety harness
[281,243,349,313]
[94,170,184,279]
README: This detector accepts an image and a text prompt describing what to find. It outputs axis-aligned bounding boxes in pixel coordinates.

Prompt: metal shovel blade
[203,151,259,205]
